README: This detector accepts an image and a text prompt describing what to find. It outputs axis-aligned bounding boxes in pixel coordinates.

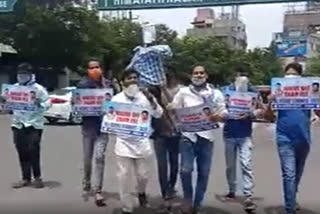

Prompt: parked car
[44,87,82,124]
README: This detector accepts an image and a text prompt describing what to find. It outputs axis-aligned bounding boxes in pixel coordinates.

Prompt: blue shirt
[276,110,311,145]
[223,84,256,138]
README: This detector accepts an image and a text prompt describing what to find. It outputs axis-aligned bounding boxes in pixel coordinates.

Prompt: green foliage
[306,55,320,76]
[0,3,282,86]
[169,37,282,86]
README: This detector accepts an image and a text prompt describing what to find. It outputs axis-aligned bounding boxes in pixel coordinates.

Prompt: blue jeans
[277,141,310,213]
[180,136,214,209]
[154,136,180,199]
[224,137,254,197]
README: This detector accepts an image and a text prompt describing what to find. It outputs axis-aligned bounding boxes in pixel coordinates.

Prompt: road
[0,115,319,214]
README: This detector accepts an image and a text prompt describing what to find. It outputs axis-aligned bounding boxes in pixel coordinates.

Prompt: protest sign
[72,89,113,116]
[223,91,258,119]
[101,101,151,138]
[175,104,219,132]
[1,84,37,111]
[271,77,320,109]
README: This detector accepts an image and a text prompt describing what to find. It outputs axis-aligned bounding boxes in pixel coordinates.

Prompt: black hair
[312,82,320,87]
[17,63,33,73]
[203,107,210,111]
[86,58,102,68]
[192,64,206,73]
[141,110,149,115]
[121,69,139,81]
[234,63,250,76]
[285,62,303,75]
[276,83,282,86]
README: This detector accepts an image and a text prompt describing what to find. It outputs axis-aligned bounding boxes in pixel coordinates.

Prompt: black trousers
[12,127,43,181]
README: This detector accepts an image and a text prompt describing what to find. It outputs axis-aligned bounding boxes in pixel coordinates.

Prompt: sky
[133,3,287,48]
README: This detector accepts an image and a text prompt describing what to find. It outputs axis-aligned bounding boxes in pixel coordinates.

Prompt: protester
[111,69,163,214]
[0,63,50,189]
[222,65,263,211]
[77,59,113,206]
[147,73,183,212]
[265,62,320,214]
[168,65,227,214]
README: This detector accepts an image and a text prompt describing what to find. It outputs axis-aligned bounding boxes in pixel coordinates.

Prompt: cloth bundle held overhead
[126,45,173,86]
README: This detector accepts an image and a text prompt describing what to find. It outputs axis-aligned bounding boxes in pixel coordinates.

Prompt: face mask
[124,84,139,98]
[285,74,300,78]
[235,76,249,92]
[191,77,206,86]
[17,74,32,84]
[88,69,102,81]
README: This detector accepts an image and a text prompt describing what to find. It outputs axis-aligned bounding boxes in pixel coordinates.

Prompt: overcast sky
[134,3,287,48]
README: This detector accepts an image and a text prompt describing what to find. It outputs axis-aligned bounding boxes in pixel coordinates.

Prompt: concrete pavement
[0,115,319,214]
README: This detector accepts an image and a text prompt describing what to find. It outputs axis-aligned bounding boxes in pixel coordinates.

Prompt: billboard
[97,0,319,10]
[273,31,308,43]
[276,41,307,57]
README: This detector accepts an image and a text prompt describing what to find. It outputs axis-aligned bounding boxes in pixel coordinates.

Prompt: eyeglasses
[88,66,100,70]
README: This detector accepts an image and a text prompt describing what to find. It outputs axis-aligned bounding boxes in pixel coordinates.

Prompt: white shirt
[171,84,227,143]
[11,83,50,130]
[112,91,163,158]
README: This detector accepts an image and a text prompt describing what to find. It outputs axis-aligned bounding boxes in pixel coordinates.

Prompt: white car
[44,87,82,124]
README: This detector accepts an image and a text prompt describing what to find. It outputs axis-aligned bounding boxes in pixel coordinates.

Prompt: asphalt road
[0,115,319,214]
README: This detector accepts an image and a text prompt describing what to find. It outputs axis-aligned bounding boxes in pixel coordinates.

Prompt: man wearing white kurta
[111,70,163,214]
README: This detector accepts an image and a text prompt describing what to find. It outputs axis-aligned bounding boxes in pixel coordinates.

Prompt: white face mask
[17,74,32,84]
[124,84,139,98]
[235,76,249,92]
[191,77,206,86]
[285,74,300,78]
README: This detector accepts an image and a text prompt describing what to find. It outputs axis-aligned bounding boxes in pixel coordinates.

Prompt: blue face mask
[17,73,32,84]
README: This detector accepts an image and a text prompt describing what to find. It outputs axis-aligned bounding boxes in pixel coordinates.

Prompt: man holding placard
[101,69,163,214]
[222,65,262,212]
[168,65,227,214]
[76,59,114,206]
[0,63,50,189]
[265,62,320,214]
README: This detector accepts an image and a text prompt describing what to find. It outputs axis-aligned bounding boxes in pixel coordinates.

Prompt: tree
[239,45,282,85]
[100,18,142,75]
[306,55,320,76]
[169,36,282,86]
[0,3,142,76]
[0,3,282,88]
[155,24,178,44]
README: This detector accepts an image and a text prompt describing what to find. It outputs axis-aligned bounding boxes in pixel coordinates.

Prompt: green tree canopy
[0,3,282,87]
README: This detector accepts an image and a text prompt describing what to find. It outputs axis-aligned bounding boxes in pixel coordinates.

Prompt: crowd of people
[0,60,319,214]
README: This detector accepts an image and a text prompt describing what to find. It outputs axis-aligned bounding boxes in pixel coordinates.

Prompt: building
[283,10,320,33]
[274,4,320,69]
[186,8,247,50]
